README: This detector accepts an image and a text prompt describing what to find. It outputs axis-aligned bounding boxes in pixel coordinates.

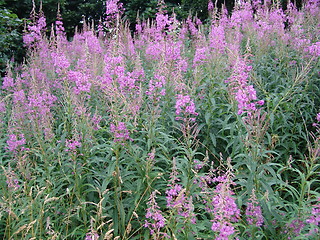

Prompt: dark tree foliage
[60,0,105,37]
[0,2,24,76]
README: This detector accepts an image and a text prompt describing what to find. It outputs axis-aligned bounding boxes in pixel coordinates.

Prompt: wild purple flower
[97,20,104,38]
[91,114,102,130]
[208,1,214,12]
[27,91,57,115]
[147,148,156,163]
[186,16,199,36]
[55,20,65,36]
[306,199,320,236]
[83,31,103,54]
[283,218,305,238]
[117,70,142,93]
[144,190,167,236]
[13,90,26,104]
[193,46,209,67]
[166,184,184,208]
[85,231,99,240]
[307,42,320,57]
[105,0,124,28]
[2,76,15,90]
[226,58,264,115]
[51,51,70,74]
[65,139,82,152]
[55,8,66,41]
[316,113,320,122]
[165,40,183,62]
[67,70,92,95]
[193,159,204,170]
[206,173,240,239]
[305,0,320,17]
[146,41,164,60]
[175,94,198,122]
[246,190,264,227]
[4,167,20,191]
[6,134,26,152]
[166,184,197,226]
[156,12,171,32]
[135,23,142,34]
[26,91,57,140]
[0,101,5,113]
[146,74,166,102]
[209,25,226,55]
[23,16,47,47]
[110,121,132,143]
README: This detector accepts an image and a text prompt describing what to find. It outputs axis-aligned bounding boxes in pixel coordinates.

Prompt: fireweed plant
[0,0,320,239]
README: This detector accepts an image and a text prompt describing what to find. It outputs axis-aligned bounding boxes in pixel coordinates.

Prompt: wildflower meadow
[0,0,320,239]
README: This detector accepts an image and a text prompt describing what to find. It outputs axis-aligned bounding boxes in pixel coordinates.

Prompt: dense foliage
[0,6,24,75]
[0,0,320,239]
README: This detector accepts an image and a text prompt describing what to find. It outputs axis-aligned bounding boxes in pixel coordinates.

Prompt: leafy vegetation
[0,0,319,239]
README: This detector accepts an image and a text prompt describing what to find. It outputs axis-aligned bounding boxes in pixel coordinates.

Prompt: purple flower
[208,1,214,11]
[209,25,226,54]
[65,139,82,152]
[85,231,99,240]
[6,134,26,152]
[5,168,20,191]
[67,70,92,95]
[206,173,240,239]
[226,58,264,116]
[110,121,132,143]
[175,94,198,121]
[306,199,320,236]
[144,190,167,235]
[23,16,47,47]
[193,47,209,67]
[2,76,15,90]
[105,0,124,28]
[307,41,320,57]
[246,190,264,227]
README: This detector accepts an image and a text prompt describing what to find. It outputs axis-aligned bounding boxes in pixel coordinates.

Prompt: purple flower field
[0,0,319,239]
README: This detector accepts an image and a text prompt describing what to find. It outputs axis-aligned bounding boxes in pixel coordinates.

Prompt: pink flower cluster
[6,134,26,152]
[193,46,209,67]
[0,101,5,113]
[5,168,20,191]
[144,190,167,236]
[146,74,166,102]
[226,58,264,115]
[27,91,57,116]
[307,42,320,57]
[175,94,198,121]
[209,25,226,54]
[68,70,92,95]
[2,76,15,91]
[245,190,264,227]
[65,139,82,152]
[105,0,124,28]
[110,121,131,143]
[55,20,65,37]
[85,231,99,240]
[306,199,320,236]
[283,218,305,237]
[207,174,240,240]
[51,51,70,74]
[23,16,47,47]
[165,184,196,224]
